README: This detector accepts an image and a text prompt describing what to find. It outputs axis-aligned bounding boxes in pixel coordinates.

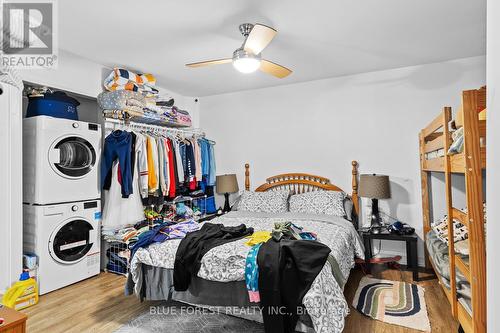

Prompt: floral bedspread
[130,211,364,333]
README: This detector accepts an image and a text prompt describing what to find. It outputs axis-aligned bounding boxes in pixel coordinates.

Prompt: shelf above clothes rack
[102,109,191,128]
[105,117,207,138]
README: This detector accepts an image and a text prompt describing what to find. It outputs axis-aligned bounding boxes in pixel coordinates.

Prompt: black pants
[257,239,331,333]
[174,223,253,291]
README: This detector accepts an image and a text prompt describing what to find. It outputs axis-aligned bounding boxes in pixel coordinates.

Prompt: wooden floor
[22,266,458,333]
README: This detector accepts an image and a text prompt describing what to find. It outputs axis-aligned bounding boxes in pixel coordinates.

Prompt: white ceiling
[59,0,485,97]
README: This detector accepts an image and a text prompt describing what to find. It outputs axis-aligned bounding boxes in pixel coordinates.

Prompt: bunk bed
[419,86,486,333]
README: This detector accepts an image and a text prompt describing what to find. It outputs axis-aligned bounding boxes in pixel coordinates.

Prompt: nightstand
[0,306,27,333]
[359,228,419,281]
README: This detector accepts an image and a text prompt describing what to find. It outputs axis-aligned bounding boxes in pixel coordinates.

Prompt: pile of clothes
[102,220,150,244]
[103,215,201,274]
[99,68,192,127]
[102,219,152,274]
[144,201,202,224]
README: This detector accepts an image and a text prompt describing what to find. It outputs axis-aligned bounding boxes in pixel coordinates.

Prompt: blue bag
[26,91,80,120]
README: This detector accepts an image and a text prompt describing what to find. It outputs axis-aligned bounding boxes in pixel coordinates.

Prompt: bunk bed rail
[420,88,486,174]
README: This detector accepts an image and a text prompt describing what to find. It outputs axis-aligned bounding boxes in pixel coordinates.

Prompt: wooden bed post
[245,163,250,191]
[419,131,433,271]
[351,161,359,217]
[443,106,458,318]
[462,89,486,333]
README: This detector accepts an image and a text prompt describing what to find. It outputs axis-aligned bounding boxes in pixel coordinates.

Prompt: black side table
[359,229,419,281]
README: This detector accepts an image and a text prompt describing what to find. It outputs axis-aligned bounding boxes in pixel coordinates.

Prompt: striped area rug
[353,276,431,332]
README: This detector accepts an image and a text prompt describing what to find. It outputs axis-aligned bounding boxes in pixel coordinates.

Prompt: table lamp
[216,174,239,212]
[358,174,391,234]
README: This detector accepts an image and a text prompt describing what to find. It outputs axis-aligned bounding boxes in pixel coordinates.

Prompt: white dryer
[23,116,102,205]
[23,200,101,295]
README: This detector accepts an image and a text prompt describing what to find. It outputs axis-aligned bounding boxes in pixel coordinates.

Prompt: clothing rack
[105,117,209,139]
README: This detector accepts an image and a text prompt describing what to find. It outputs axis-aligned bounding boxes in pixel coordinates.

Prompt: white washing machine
[23,116,102,205]
[23,200,101,295]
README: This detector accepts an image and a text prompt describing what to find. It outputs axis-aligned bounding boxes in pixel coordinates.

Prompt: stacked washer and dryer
[23,115,102,295]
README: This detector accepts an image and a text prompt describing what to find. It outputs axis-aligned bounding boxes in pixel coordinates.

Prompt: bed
[126,161,364,333]
[425,230,472,314]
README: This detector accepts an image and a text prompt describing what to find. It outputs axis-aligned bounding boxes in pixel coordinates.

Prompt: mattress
[425,230,471,312]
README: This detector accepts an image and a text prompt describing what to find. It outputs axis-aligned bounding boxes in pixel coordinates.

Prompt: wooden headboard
[244,161,360,216]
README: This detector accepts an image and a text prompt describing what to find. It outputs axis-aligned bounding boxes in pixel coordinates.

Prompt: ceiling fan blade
[243,24,277,55]
[260,60,292,78]
[186,58,232,68]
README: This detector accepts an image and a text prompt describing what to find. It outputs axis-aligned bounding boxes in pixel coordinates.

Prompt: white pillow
[237,190,290,213]
[289,191,346,217]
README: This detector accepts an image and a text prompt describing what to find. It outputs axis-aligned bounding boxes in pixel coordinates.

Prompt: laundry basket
[102,240,130,275]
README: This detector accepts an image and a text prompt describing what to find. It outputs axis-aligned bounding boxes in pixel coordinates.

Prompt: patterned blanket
[130,211,364,333]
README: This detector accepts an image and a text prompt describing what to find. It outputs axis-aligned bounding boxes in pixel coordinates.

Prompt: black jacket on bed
[173,223,254,291]
[257,238,331,333]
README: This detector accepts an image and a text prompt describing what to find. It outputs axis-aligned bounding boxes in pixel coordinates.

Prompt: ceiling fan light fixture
[186,23,292,78]
[232,48,261,74]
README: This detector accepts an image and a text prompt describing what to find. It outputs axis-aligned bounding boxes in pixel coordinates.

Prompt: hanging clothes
[193,139,202,182]
[184,141,195,182]
[161,138,170,197]
[172,139,181,195]
[136,132,149,199]
[101,130,133,198]
[208,141,216,186]
[174,140,185,183]
[101,123,216,221]
[102,132,146,228]
[146,135,158,194]
[199,139,210,178]
[167,139,176,198]
[157,138,167,196]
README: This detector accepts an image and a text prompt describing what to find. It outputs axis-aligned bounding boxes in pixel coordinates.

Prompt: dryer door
[48,136,97,179]
[49,218,96,264]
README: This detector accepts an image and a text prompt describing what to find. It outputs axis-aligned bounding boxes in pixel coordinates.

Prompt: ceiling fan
[186,23,292,79]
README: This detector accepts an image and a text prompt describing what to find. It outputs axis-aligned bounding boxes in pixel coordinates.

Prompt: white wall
[200,56,485,266]
[486,0,499,330]
[0,83,23,293]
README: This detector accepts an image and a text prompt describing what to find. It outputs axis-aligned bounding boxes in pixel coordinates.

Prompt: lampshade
[216,174,239,194]
[358,174,391,199]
